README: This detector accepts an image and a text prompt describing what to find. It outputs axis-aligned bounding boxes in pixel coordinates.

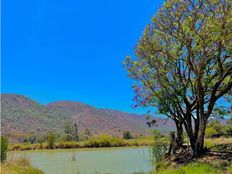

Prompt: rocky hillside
[1,94,175,142]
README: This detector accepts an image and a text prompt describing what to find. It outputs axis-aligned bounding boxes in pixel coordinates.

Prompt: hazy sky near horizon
[2,0,164,114]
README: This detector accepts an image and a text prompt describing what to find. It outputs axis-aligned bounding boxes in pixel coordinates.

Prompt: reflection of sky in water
[13,147,153,174]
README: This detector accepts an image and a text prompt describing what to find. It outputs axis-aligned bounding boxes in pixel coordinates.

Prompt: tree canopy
[124,0,232,156]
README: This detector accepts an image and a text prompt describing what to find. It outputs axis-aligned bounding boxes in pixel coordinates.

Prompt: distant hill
[1,94,175,142]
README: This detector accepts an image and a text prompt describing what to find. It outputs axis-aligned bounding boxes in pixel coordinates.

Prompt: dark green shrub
[224,125,232,137]
[123,131,133,139]
[1,136,9,162]
[23,133,37,143]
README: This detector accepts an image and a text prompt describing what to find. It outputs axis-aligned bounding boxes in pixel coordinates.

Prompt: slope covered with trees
[1,94,175,142]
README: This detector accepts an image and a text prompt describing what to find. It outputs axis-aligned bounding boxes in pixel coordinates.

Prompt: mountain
[1,94,175,143]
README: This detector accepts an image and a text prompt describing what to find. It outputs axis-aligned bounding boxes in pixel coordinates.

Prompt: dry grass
[1,158,43,174]
[205,137,232,146]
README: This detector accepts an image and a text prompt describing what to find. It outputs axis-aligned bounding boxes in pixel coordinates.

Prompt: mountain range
[1,94,175,143]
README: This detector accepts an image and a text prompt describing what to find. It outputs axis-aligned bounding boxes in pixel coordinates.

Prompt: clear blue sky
[2,0,164,114]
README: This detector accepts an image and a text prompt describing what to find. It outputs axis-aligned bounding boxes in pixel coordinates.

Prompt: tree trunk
[175,120,183,148]
[196,117,207,153]
[186,117,207,156]
[183,117,198,157]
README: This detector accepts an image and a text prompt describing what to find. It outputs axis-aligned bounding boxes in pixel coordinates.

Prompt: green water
[13,147,153,174]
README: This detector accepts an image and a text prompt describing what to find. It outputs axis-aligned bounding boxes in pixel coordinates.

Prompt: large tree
[124,0,232,156]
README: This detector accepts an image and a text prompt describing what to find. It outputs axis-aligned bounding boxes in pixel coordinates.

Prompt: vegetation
[153,162,222,174]
[2,94,150,144]
[9,134,154,151]
[123,130,133,139]
[1,159,44,174]
[84,128,92,140]
[205,119,232,138]
[47,132,56,149]
[124,0,232,156]
[151,131,168,172]
[1,136,9,162]
[63,121,79,141]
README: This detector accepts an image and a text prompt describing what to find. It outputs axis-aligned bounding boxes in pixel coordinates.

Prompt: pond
[12,147,153,174]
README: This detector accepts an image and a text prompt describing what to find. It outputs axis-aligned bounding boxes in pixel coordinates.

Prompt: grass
[151,162,222,174]
[1,159,44,174]
[205,137,232,152]
[150,137,232,174]
[205,137,232,147]
[10,134,154,151]
[228,165,232,174]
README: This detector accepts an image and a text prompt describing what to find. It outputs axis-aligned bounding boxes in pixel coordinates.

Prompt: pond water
[12,147,153,174]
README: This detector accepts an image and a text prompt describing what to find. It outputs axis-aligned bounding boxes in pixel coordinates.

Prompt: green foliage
[84,134,125,147]
[205,119,232,138]
[47,132,56,149]
[123,130,133,139]
[228,165,232,174]
[224,125,232,137]
[205,120,223,138]
[23,133,37,144]
[84,128,91,140]
[155,163,221,174]
[205,127,218,138]
[9,135,154,150]
[124,0,232,155]
[1,136,9,162]
[151,131,168,171]
[63,121,79,141]
[224,118,232,137]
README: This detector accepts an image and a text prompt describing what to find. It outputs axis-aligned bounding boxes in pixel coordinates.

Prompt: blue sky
[2,0,164,114]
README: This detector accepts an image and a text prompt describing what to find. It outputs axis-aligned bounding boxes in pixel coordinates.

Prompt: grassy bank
[10,134,154,151]
[150,162,231,174]
[1,159,43,174]
[205,137,232,152]
[150,137,232,174]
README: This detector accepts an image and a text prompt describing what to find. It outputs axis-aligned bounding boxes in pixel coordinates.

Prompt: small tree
[84,128,91,140]
[123,131,133,139]
[23,132,37,144]
[47,132,56,149]
[63,121,79,141]
[1,136,9,162]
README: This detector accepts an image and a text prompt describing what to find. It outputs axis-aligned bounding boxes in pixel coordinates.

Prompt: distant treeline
[13,121,137,145]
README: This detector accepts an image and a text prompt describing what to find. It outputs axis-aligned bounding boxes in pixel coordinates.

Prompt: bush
[47,132,56,149]
[206,127,218,138]
[1,136,9,162]
[123,131,133,139]
[23,133,37,144]
[151,131,168,171]
[224,125,232,137]
[84,134,125,147]
[206,120,223,138]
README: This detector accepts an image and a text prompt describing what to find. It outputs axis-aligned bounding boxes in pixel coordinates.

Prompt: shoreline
[9,145,152,152]
[9,138,154,151]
